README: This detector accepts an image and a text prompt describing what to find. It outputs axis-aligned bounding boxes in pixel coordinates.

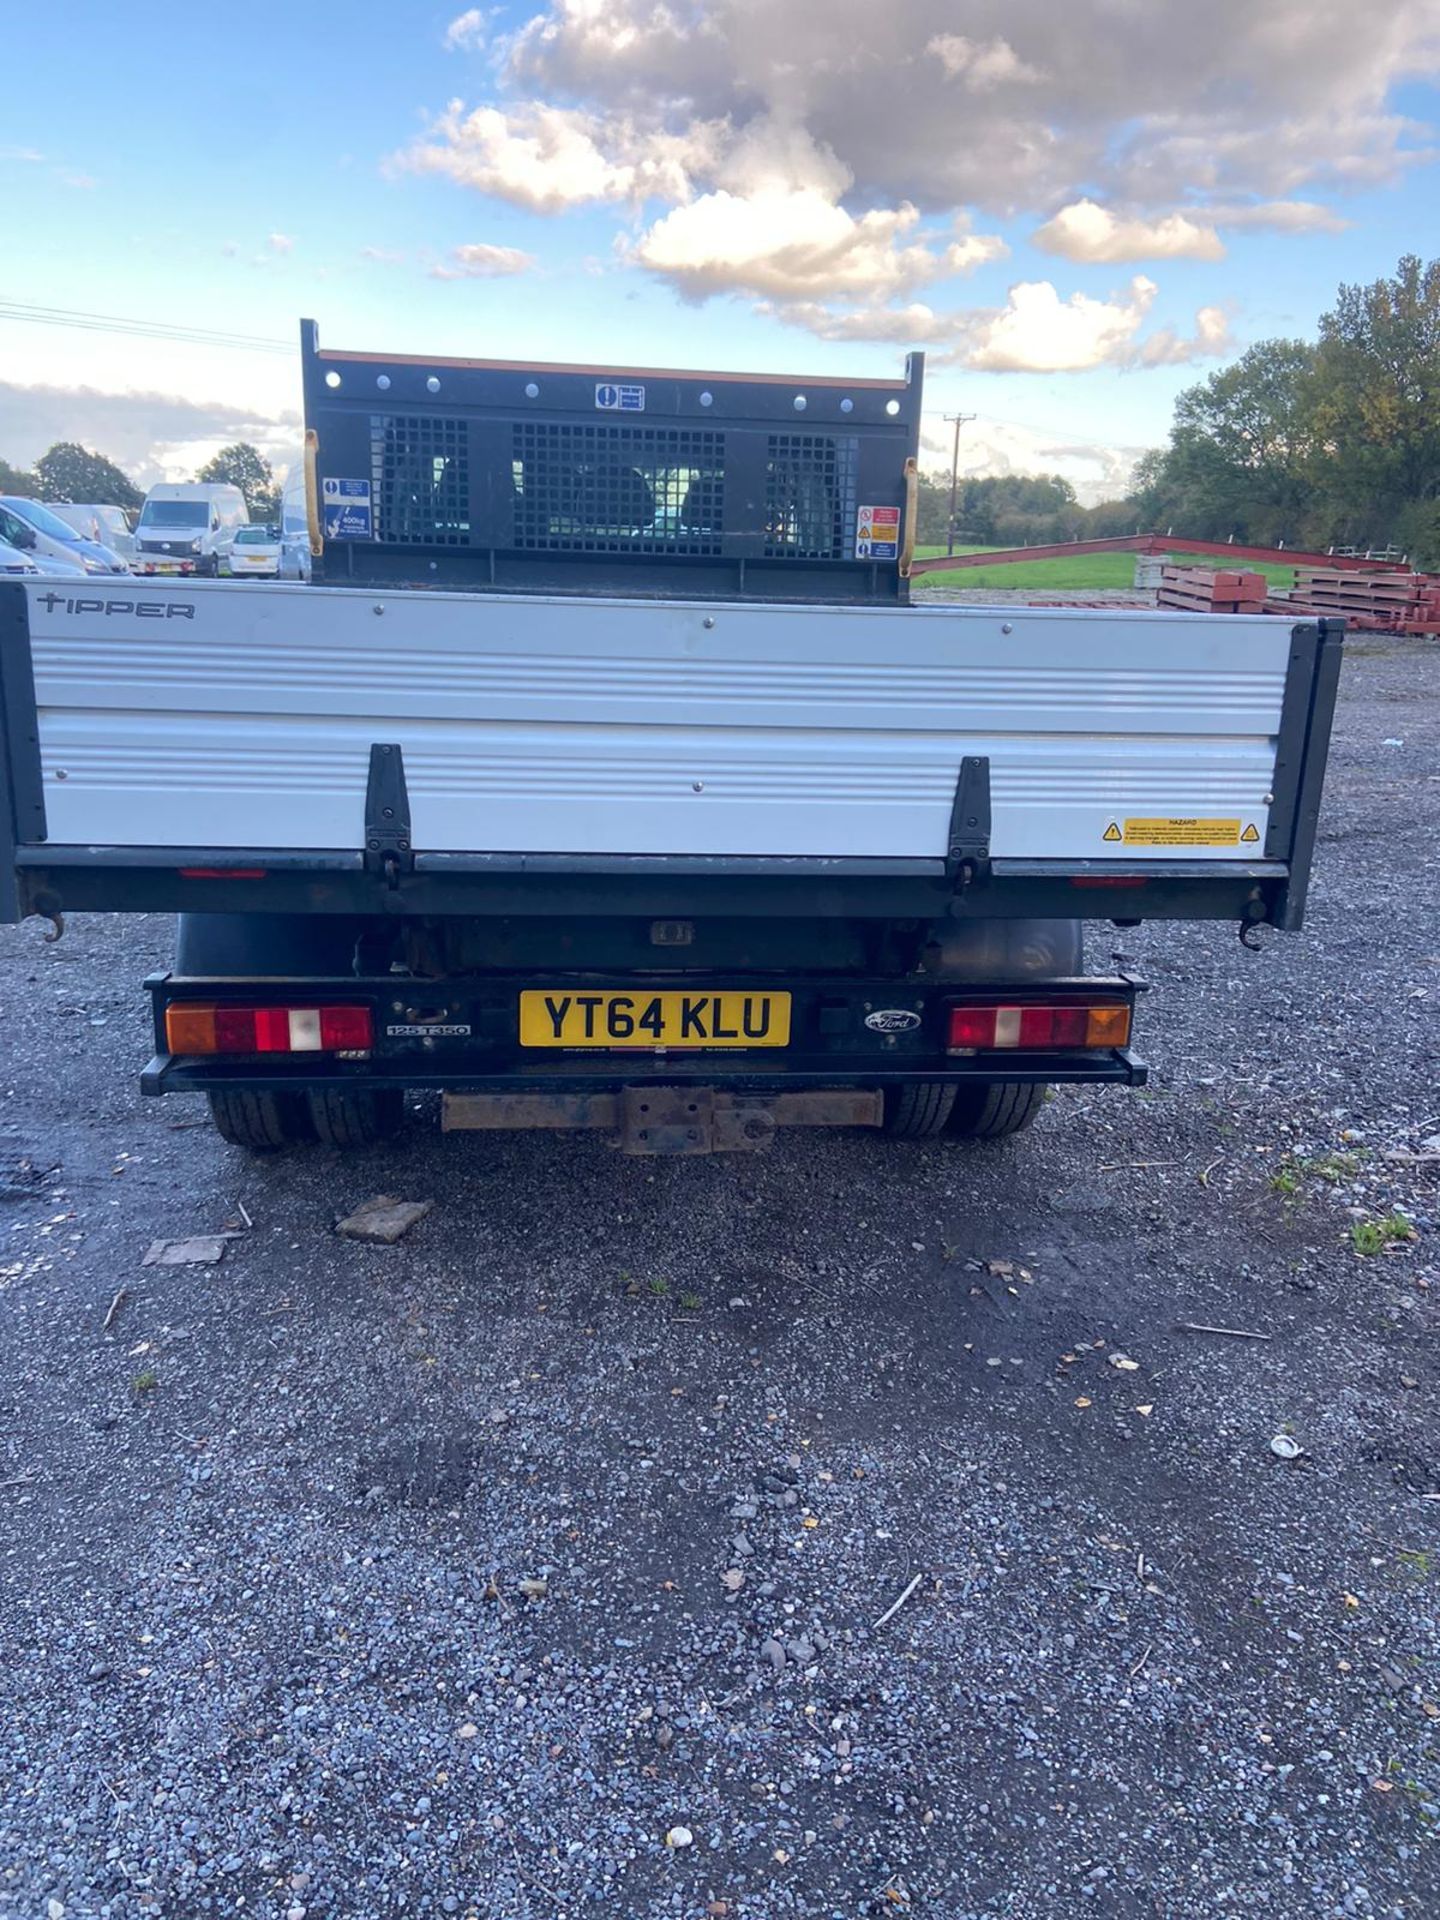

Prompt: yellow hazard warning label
[1240,822,1260,844]
[1103,822,1122,843]
[1116,818,1242,848]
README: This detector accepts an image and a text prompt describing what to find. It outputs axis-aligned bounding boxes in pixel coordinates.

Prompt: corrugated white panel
[26,581,1291,862]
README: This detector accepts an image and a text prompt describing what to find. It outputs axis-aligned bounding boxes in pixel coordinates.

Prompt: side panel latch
[946,754,991,885]
[364,743,413,888]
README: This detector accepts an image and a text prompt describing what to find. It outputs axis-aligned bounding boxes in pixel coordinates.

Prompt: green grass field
[910,545,1296,592]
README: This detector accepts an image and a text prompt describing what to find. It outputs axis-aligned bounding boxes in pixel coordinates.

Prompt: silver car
[0,534,86,576]
[50,502,137,561]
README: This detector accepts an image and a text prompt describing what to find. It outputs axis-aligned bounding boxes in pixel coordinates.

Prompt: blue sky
[2,1,1437,499]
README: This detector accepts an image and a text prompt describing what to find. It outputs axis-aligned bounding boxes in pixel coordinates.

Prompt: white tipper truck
[0,321,1341,1154]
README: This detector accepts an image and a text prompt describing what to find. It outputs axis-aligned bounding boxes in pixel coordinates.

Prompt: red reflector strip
[165,1004,373,1056]
[947,1002,1131,1053]
[1071,875,1147,889]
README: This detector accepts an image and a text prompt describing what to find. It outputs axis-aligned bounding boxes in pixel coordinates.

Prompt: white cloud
[431,241,537,278]
[1196,198,1351,233]
[392,0,1437,363]
[1033,193,1352,262]
[918,411,1146,506]
[926,34,1041,88]
[482,0,1440,213]
[0,146,44,163]
[395,100,715,213]
[267,232,295,254]
[1131,304,1234,367]
[764,276,1231,373]
[955,277,1161,372]
[631,190,1005,302]
[760,301,944,344]
[360,245,407,263]
[444,8,489,50]
[1033,199,1225,263]
[0,380,298,487]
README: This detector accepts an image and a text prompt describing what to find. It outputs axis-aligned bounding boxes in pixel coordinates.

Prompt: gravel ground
[1,634,1438,1920]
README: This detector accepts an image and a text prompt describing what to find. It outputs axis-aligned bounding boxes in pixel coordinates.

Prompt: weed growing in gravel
[131,1369,158,1393]
[648,1277,670,1297]
[1271,1149,1367,1199]
[679,1291,702,1311]
[1309,1150,1367,1182]
[1350,1212,1417,1256]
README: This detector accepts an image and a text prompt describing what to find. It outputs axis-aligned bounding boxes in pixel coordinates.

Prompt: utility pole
[944,412,976,556]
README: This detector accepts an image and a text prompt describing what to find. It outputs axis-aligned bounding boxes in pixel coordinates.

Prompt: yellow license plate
[519,989,791,1049]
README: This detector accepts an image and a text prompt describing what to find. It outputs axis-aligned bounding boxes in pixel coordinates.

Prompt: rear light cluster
[165,1004,373,1056]
[947,1002,1131,1053]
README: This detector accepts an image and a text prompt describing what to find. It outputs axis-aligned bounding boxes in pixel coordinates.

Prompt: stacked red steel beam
[1286,568,1440,635]
[1157,566,1267,614]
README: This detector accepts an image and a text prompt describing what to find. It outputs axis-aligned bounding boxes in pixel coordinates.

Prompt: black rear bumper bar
[140,969,1148,1097]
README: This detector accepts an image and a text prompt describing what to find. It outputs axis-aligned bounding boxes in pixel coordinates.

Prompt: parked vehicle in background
[280,464,312,580]
[0,497,131,575]
[224,524,282,578]
[134,483,247,577]
[0,537,41,575]
[50,502,137,561]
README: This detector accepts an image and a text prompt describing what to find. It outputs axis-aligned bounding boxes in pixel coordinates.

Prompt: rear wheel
[308,1088,405,1148]
[882,1082,958,1139]
[207,1089,314,1150]
[946,1082,1047,1140]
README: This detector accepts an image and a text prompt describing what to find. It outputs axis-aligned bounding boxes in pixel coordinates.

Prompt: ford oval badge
[865,1009,921,1033]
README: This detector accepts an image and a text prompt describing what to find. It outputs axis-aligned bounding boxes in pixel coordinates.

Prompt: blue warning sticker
[321,476,373,539]
[595,381,645,412]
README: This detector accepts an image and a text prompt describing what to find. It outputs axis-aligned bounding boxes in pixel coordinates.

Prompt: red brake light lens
[947,1002,1131,1053]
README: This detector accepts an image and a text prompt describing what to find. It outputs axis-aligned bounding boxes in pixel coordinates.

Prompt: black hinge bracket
[364,743,413,887]
[946,755,992,885]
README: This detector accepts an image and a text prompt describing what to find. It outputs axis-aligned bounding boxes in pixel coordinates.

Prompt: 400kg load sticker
[1102,818,1262,847]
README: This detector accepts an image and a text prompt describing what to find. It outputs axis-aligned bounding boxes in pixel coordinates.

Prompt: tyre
[946,1082,1047,1140]
[308,1088,405,1148]
[207,1089,314,1150]
[882,1082,958,1139]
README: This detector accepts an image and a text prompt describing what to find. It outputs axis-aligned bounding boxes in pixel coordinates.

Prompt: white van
[135,483,248,577]
[279,464,312,580]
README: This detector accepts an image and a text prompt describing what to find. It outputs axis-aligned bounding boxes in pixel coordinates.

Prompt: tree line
[0,443,282,522]
[1132,254,1439,566]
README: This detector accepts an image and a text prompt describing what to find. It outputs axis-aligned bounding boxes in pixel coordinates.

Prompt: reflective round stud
[376,374,391,391]
[885,398,900,416]
[840,397,854,413]
[699,390,713,407]
[524,381,539,399]
[793,395,807,411]
[426,375,441,394]
[324,371,341,390]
